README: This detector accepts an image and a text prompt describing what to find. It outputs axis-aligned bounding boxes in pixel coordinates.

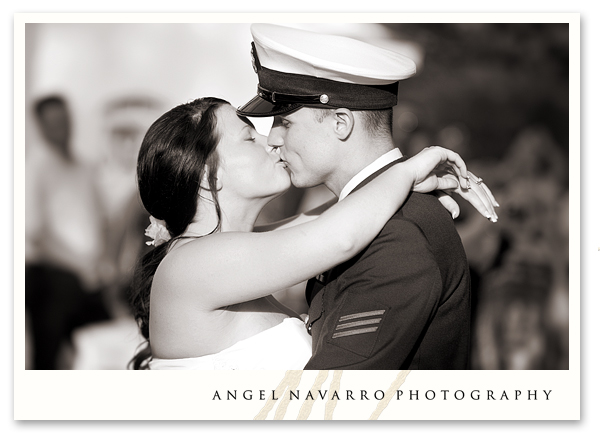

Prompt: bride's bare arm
[254,154,499,233]
[252,197,337,232]
[161,147,488,309]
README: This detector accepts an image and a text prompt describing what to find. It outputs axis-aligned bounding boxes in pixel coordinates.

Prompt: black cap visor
[237,95,303,117]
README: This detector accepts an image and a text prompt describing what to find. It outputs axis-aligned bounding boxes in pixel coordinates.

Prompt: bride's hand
[406,146,499,221]
[407,146,469,192]
[440,171,499,222]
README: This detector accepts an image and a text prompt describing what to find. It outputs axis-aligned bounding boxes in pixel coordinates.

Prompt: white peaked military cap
[237,24,417,117]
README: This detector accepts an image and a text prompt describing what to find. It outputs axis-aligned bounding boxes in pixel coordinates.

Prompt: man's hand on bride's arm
[407,146,499,222]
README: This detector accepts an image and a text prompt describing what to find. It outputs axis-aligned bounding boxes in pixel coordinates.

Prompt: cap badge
[319,94,329,104]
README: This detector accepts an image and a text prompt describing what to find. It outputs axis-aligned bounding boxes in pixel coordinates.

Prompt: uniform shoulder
[365,213,435,259]
[394,192,456,229]
[400,192,450,215]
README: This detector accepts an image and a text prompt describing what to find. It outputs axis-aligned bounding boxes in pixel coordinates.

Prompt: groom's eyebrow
[271,116,287,127]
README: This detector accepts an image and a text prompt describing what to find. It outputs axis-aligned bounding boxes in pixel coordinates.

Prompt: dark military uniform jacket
[303,159,471,370]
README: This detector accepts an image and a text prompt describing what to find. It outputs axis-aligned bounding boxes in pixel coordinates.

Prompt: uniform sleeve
[304,217,443,370]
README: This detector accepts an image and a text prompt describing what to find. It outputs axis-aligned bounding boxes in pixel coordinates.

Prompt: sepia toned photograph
[14,13,579,421]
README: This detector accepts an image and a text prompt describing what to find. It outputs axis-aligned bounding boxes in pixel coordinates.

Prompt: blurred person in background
[25,95,111,369]
[129,96,495,370]
[95,96,162,317]
[69,97,161,370]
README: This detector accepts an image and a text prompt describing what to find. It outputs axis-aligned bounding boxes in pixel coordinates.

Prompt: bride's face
[215,104,291,201]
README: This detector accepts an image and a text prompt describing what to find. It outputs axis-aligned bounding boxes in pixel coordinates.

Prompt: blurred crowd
[25,95,151,370]
[459,128,569,370]
[23,23,570,370]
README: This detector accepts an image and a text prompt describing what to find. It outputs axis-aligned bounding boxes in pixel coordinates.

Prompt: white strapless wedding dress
[148,317,312,370]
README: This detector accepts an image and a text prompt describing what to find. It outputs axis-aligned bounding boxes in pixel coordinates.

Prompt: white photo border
[13,12,580,422]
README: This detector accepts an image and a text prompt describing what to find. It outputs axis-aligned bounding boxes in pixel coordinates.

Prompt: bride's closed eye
[244,126,257,142]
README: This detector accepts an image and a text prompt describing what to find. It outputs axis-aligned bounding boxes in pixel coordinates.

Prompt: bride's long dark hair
[129,97,229,369]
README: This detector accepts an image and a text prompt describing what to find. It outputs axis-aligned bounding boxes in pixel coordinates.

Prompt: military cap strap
[256,85,325,105]
[257,65,399,110]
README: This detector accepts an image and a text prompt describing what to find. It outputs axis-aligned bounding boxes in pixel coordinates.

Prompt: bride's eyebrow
[237,115,256,130]
[240,125,253,136]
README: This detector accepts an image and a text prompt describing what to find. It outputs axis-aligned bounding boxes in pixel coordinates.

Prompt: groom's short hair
[313,107,393,137]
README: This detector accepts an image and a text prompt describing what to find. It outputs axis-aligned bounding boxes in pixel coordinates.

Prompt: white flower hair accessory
[145,216,171,246]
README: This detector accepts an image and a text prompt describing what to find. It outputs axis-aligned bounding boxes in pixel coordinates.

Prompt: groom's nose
[267,123,285,149]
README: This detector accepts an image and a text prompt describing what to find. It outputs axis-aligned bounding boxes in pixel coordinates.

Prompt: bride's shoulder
[150,230,265,309]
[154,232,249,283]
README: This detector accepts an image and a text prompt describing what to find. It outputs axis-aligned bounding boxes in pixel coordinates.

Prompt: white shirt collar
[338,148,402,201]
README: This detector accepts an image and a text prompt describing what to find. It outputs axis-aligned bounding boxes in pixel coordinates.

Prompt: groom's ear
[332,108,354,141]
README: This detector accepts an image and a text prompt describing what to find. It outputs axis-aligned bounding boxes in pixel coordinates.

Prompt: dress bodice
[148,317,312,370]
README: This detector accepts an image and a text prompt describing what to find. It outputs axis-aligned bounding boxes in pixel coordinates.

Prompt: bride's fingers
[466,171,499,215]
[425,146,470,190]
[416,146,470,190]
[425,161,498,222]
[453,172,497,220]
[473,179,499,208]
[435,192,460,219]
[457,187,494,221]
[431,146,468,178]
[481,182,499,207]
[434,175,460,191]
[467,182,497,221]
[442,154,470,191]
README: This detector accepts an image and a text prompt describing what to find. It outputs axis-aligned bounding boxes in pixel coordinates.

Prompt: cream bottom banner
[15,369,578,420]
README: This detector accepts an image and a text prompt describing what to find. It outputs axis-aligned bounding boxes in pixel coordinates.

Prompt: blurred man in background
[25,95,111,369]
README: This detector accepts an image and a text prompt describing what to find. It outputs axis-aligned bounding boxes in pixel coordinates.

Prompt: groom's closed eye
[271,117,290,128]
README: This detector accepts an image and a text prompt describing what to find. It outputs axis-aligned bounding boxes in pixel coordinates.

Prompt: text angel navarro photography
[212,388,553,402]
